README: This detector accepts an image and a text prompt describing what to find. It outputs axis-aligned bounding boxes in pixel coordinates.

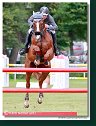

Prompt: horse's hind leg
[38,92,44,104]
[37,72,49,104]
[24,93,29,108]
[24,72,32,108]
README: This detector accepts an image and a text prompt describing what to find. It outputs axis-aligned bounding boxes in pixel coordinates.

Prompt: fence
[8,64,87,80]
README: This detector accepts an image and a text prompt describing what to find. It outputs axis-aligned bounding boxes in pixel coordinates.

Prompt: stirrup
[55,50,60,56]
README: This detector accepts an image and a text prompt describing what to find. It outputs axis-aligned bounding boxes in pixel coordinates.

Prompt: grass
[3,78,88,117]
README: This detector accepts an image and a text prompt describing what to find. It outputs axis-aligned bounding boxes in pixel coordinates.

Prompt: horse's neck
[31,31,52,44]
[43,31,52,41]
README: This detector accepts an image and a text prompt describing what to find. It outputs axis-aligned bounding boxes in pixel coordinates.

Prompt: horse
[24,13,54,108]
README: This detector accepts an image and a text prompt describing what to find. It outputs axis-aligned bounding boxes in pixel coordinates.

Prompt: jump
[24,12,54,107]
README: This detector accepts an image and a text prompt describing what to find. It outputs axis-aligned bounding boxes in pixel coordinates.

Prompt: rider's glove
[45,24,49,29]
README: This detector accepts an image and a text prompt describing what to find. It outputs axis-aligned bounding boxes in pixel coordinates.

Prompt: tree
[52,3,87,54]
[3,2,87,63]
[3,3,29,63]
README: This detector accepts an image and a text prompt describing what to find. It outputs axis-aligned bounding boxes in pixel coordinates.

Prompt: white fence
[7,63,87,80]
[2,55,9,87]
[2,54,87,89]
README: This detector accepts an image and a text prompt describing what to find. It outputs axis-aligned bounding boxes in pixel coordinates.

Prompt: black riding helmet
[40,6,49,15]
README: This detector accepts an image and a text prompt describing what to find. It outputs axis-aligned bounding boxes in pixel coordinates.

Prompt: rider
[19,6,59,56]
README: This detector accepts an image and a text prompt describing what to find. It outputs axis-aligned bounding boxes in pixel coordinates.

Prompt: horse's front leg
[44,48,54,65]
[34,46,41,66]
[34,53,41,66]
[24,72,32,108]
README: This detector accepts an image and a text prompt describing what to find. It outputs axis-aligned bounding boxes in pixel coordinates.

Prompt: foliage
[3,3,29,49]
[51,3,87,49]
[3,2,87,62]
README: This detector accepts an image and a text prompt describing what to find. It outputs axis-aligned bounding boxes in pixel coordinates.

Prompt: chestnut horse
[24,13,54,108]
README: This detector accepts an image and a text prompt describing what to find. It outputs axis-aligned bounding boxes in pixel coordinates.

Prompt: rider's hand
[45,24,49,29]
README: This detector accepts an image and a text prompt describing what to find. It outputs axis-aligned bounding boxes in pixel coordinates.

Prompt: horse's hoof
[24,104,29,108]
[37,98,42,104]
[34,60,40,66]
[24,100,29,108]
[44,61,49,66]
[38,100,42,104]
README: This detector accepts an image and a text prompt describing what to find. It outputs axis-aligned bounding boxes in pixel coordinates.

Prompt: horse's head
[33,12,45,41]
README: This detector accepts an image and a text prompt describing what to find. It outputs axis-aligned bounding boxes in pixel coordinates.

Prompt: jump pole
[3,88,88,93]
[3,68,87,72]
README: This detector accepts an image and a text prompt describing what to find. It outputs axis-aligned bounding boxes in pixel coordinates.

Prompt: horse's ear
[33,11,35,14]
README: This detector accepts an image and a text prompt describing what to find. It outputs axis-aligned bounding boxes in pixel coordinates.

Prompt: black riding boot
[51,33,59,56]
[19,33,32,55]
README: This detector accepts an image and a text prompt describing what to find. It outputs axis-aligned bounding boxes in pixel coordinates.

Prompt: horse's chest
[41,42,50,52]
[36,42,49,54]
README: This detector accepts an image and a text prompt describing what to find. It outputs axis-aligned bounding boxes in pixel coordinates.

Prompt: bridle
[33,18,45,41]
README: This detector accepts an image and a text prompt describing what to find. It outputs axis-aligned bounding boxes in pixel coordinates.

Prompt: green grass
[3,79,88,117]
[3,93,87,116]
[69,79,87,88]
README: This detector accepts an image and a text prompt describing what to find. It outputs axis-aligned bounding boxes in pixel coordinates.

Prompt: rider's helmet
[40,6,49,16]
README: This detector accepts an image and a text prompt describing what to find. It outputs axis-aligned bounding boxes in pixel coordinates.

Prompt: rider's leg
[51,32,59,56]
[19,29,33,55]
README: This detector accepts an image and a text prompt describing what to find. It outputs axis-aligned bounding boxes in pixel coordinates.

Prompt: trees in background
[3,2,87,63]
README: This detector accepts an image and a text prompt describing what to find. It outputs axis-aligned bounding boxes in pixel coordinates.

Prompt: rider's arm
[28,15,34,27]
[47,15,58,31]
